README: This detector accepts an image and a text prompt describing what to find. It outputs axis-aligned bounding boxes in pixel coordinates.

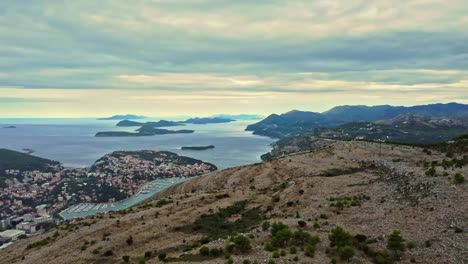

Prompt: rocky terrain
[0,140,466,264]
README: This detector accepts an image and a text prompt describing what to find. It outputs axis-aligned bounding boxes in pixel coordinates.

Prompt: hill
[310,116,468,144]
[0,149,60,174]
[1,139,466,263]
[247,103,468,138]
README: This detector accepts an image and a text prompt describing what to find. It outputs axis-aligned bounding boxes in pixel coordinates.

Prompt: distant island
[98,114,146,120]
[181,145,215,150]
[95,128,194,137]
[116,119,185,127]
[212,114,263,120]
[184,117,235,124]
[2,126,16,129]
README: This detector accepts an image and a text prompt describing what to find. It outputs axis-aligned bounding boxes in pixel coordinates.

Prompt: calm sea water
[0,118,274,169]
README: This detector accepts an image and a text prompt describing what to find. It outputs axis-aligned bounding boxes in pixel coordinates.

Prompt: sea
[0,118,275,170]
[0,118,275,219]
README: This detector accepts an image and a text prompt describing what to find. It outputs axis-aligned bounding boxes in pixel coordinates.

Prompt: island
[184,117,235,124]
[212,114,263,120]
[181,145,215,150]
[98,114,146,120]
[116,119,185,127]
[95,128,194,137]
[2,126,16,129]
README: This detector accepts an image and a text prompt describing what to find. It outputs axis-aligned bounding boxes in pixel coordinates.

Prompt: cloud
[0,1,467,116]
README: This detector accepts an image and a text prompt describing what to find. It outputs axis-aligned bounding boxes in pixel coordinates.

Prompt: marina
[59,177,187,220]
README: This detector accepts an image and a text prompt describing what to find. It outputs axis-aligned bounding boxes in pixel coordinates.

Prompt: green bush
[232,235,252,253]
[200,246,210,256]
[304,244,315,257]
[158,252,167,261]
[454,173,465,184]
[328,226,352,248]
[210,247,223,257]
[387,230,405,252]
[262,221,271,231]
[338,245,354,260]
[289,246,297,254]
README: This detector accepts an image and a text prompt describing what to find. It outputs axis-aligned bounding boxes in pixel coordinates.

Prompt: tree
[387,230,405,252]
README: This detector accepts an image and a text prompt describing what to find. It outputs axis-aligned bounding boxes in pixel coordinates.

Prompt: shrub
[262,221,271,231]
[210,247,223,257]
[243,260,251,264]
[200,246,210,256]
[425,167,436,177]
[280,249,286,256]
[454,173,465,184]
[289,246,297,254]
[304,244,315,257]
[338,245,354,260]
[103,250,113,257]
[122,256,130,263]
[298,220,307,228]
[158,252,167,261]
[328,226,352,248]
[144,251,152,258]
[319,214,328,219]
[272,251,280,258]
[126,236,133,245]
[407,241,415,249]
[293,256,299,261]
[232,235,251,253]
[387,230,405,252]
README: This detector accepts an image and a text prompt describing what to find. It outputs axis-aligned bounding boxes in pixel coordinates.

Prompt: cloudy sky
[1,0,467,117]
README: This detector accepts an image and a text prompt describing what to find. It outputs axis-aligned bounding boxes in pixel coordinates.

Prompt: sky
[1,0,467,117]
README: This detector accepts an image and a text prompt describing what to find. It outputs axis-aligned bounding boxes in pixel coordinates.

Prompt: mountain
[245,110,338,138]
[185,117,235,124]
[97,114,146,120]
[247,103,468,138]
[3,137,467,263]
[212,114,263,120]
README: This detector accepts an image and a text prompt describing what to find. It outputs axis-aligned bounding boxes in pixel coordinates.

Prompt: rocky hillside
[1,141,467,264]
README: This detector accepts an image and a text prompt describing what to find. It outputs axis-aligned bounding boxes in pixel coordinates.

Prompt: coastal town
[0,149,217,248]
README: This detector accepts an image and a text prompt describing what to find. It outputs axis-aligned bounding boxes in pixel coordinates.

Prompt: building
[0,229,26,241]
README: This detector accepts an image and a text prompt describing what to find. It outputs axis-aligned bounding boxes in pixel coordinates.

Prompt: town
[0,150,217,249]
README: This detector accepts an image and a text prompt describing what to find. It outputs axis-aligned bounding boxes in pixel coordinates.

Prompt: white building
[0,229,26,241]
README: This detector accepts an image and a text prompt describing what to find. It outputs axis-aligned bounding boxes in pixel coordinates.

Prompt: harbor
[59,177,187,220]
